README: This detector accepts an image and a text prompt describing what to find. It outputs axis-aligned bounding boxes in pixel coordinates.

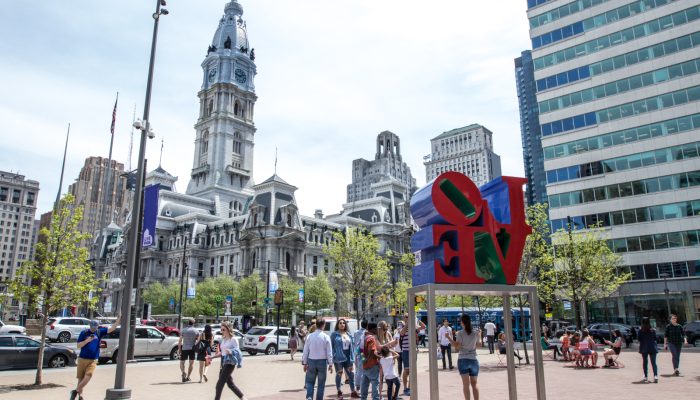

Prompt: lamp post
[659,272,672,322]
[106,1,167,398]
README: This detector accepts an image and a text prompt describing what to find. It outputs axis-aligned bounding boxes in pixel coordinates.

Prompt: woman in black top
[196,324,214,383]
[637,317,658,383]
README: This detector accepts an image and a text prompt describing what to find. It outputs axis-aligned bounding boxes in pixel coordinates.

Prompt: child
[379,347,400,400]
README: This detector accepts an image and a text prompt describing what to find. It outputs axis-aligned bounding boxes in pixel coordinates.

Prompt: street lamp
[659,272,672,322]
[106,1,167,399]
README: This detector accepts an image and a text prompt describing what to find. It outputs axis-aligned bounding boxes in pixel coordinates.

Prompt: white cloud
[0,0,531,217]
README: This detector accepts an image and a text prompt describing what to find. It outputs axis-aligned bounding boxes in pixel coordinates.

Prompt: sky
[0,0,532,218]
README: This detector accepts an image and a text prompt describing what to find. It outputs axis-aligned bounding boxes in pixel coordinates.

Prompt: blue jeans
[305,359,328,400]
[668,342,682,370]
[641,352,658,378]
[334,360,355,392]
[360,364,380,400]
[354,355,364,390]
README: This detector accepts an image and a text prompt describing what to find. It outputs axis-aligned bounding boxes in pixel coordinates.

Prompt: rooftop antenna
[274,146,278,175]
[159,138,164,167]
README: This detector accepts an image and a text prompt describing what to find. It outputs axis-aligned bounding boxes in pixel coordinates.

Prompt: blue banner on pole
[298,288,304,303]
[142,184,160,248]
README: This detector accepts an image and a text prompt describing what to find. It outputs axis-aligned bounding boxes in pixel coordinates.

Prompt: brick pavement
[0,346,698,399]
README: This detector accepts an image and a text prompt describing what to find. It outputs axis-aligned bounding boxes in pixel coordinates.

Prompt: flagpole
[100,92,119,233]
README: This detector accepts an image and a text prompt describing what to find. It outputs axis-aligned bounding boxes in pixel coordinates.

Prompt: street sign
[264,297,272,309]
[274,289,284,306]
[563,300,571,310]
[104,302,112,313]
[545,313,553,321]
[225,295,232,316]
[298,288,304,303]
[169,297,175,311]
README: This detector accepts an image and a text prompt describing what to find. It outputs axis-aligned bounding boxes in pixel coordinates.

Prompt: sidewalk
[0,347,698,399]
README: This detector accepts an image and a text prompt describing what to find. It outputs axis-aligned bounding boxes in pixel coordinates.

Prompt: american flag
[110,93,118,135]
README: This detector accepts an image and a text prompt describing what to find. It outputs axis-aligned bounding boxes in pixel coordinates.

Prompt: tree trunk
[573,294,582,330]
[35,313,48,385]
[517,295,530,365]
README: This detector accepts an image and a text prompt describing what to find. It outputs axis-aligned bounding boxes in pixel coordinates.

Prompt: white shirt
[379,356,398,380]
[438,326,452,346]
[484,322,496,336]
[219,335,239,356]
[302,330,333,365]
[393,332,401,352]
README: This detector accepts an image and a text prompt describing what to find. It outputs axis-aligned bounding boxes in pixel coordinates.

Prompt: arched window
[286,213,292,227]
[234,101,239,115]
[207,99,214,116]
[233,132,242,154]
[286,252,291,271]
[201,131,209,155]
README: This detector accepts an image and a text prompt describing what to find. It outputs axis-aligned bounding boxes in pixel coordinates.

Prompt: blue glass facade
[515,50,547,206]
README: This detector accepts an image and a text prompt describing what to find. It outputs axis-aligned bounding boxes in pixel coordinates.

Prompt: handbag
[437,348,443,360]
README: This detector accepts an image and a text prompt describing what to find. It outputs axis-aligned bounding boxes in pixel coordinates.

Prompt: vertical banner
[187,278,196,299]
[225,295,232,316]
[142,184,160,248]
[298,288,304,303]
[269,271,279,293]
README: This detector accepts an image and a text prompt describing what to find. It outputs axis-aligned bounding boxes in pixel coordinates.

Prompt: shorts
[77,358,97,380]
[196,350,209,361]
[180,349,196,361]
[334,360,353,371]
[613,347,621,355]
[401,350,410,368]
[458,358,479,377]
[580,349,592,356]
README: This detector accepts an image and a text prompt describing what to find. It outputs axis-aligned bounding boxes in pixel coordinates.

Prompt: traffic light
[251,300,257,306]
[545,304,553,314]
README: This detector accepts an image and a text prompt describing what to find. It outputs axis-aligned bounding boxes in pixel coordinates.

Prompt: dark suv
[684,321,700,347]
[587,323,633,344]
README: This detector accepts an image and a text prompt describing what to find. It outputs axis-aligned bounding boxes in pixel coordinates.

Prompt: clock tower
[186,0,257,217]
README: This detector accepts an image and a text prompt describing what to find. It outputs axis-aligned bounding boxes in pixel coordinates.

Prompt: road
[1,346,699,399]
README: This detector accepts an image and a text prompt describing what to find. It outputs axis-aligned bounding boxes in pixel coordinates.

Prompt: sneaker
[70,390,78,400]
[674,369,680,376]
[181,373,187,383]
[449,366,454,370]
[654,376,658,383]
[350,392,360,399]
[643,377,648,383]
[338,391,343,399]
[403,388,411,396]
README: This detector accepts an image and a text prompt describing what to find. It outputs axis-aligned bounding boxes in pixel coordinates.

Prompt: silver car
[98,325,180,364]
[45,317,91,343]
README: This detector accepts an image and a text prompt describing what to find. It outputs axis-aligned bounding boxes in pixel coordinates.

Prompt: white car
[0,320,26,335]
[242,326,290,355]
[98,325,180,364]
[46,317,91,343]
[195,324,244,351]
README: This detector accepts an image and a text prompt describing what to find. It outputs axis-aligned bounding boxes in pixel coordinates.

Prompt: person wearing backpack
[195,324,214,383]
[352,320,368,394]
[360,323,381,400]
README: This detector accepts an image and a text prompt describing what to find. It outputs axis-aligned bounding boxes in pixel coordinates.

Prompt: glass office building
[525,0,700,324]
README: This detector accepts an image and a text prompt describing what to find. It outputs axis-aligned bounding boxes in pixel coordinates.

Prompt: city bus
[417,307,532,340]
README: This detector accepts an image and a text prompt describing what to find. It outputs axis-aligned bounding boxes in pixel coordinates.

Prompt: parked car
[0,319,26,335]
[0,334,76,370]
[683,320,700,346]
[46,317,91,343]
[99,325,180,364]
[554,325,578,338]
[242,326,290,355]
[587,323,633,344]
[140,319,180,337]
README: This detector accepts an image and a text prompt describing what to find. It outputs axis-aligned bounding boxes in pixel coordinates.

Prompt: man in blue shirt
[71,315,120,400]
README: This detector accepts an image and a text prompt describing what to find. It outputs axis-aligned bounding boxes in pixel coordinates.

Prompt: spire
[159,138,164,168]
[274,146,278,175]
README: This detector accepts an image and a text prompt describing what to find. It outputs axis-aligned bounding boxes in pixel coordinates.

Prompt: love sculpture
[410,172,531,286]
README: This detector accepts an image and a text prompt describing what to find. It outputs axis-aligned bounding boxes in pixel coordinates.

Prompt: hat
[89,320,99,328]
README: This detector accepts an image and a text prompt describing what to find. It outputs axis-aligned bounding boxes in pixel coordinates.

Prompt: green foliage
[553,224,628,328]
[305,271,335,313]
[142,281,178,315]
[516,203,556,305]
[324,228,390,320]
[232,274,264,316]
[142,276,239,317]
[7,194,98,385]
[278,276,302,319]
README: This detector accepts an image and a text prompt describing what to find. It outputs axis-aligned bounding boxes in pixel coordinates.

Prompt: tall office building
[515,50,547,205]
[424,124,502,187]
[526,0,700,322]
[68,156,133,247]
[0,171,39,319]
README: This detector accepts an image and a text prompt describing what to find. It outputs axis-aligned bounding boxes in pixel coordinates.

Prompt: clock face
[234,68,247,84]
[208,68,217,83]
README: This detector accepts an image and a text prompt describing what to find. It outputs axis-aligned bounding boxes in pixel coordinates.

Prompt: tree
[232,275,264,321]
[554,224,628,329]
[324,227,390,321]
[141,281,178,315]
[278,277,302,323]
[142,276,239,318]
[514,202,555,363]
[8,194,98,385]
[305,271,335,317]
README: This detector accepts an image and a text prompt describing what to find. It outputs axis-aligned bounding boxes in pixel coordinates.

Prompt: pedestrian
[438,319,454,370]
[418,324,427,347]
[332,318,359,399]
[393,321,403,377]
[196,324,214,383]
[360,323,381,400]
[638,317,659,383]
[540,333,562,361]
[179,319,199,382]
[353,320,368,394]
[70,316,121,400]
[377,320,397,396]
[664,314,687,376]
[379,347,400,400]
[447,314,481,400]
[289,326,300,360]
[209,321,248,400]
[542,323,549,339]
[302,319,334,400]
[399,313,425,397]
[483,320,496,354]
[298,320,308,351]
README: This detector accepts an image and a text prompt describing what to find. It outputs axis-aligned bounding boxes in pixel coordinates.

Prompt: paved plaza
[0,346,698,399]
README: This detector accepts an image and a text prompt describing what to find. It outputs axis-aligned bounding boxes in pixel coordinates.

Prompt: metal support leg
[530,288,547,400]
[427,286,439,399]
[408,289,417,400]
[503,295,517,400]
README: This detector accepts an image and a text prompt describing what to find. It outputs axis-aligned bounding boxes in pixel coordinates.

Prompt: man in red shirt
[360,323,381,400]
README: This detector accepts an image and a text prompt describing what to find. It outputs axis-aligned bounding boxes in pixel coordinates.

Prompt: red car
[140,320,180,337]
